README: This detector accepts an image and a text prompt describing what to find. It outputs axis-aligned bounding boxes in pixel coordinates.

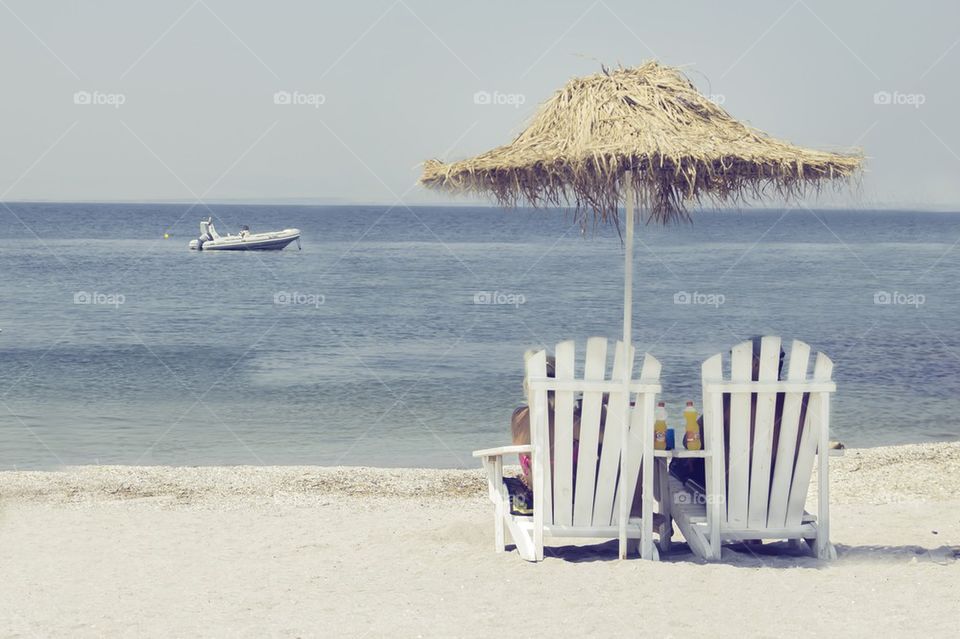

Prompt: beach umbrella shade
[420,61,862,558]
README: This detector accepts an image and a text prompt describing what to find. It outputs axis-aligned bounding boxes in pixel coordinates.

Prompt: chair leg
[657,517,673,555]
[811,532,836,560]
[637,536,661,561]
[494,501,505,553]
[816,395,833,561]
[824,543,837,560]
[493,457,505,552]
[482,456,508,554]
[516,536,537,562]
[655,459,672,555]
[707,527,722,561]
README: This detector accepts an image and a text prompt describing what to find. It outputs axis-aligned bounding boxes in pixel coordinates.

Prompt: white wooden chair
[666,336,837,561]
[473,337,662,562]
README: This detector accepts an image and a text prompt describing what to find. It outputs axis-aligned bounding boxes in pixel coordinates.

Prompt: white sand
[1,442,958,637]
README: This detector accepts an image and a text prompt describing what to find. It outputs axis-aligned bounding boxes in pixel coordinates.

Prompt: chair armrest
[472,444,532,458]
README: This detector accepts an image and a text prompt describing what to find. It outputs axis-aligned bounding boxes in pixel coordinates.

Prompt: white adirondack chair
[666,336,837,561]
[473,337,662,562]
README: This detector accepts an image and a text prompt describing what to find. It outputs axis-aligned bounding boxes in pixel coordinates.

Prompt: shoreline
[2,440,958,505]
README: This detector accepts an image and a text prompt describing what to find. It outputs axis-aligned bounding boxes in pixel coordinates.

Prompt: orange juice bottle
[683,400,701,450]
[654,401,668,450]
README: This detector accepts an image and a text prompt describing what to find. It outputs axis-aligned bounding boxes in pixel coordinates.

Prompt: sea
[1,203,958,469]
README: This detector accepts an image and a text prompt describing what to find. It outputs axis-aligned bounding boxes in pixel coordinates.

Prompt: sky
[0,0,958,209]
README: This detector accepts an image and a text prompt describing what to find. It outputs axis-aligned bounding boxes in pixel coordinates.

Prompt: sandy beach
[2,442,958,638]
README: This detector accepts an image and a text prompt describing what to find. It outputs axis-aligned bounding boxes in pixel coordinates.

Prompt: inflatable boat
[188,218,301,251]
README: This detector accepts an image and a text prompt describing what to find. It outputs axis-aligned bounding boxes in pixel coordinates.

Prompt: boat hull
[189,230,301,251]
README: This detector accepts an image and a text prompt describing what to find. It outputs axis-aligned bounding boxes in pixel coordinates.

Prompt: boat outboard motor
[196,218,213,250]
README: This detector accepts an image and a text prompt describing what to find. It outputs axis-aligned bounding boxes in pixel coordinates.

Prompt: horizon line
[1,198,959,213]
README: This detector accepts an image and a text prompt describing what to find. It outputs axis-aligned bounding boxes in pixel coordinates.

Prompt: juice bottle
[654,401,668,450]
[683,400,701,450]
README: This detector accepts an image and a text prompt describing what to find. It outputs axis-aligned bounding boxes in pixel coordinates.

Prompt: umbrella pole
[618,173,634,559]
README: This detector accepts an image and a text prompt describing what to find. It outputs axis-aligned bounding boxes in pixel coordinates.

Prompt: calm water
[1,203,958,469]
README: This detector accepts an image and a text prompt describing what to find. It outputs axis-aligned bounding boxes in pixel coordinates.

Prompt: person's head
[746,336,785,381]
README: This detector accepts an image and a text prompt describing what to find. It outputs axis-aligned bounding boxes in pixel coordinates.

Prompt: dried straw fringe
[421,62,863,227]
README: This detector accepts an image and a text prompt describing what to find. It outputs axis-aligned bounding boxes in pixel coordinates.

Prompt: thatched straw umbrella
[421,61,862,558]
